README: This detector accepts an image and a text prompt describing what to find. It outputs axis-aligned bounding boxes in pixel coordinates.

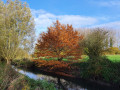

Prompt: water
[12,66,118,90]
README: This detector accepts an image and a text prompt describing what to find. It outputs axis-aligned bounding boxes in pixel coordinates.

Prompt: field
[35,55,120,62]
[106,55,120,62]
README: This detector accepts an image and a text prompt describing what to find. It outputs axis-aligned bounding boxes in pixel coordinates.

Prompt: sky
[2,0,120,37]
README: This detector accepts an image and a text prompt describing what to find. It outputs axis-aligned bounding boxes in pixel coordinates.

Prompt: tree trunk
[6,59,11,65]
[58,57,63,61]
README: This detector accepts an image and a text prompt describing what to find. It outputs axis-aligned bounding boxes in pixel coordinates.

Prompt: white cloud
[31,9,120,38]
[58,15,97,27]
[93,0,120,7]
[31,9,98,36]
[93,21,120,30]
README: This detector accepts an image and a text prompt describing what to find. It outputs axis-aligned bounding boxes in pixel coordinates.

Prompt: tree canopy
[35,20,83,61]
[82,28,110,59]
[0,0,35,64]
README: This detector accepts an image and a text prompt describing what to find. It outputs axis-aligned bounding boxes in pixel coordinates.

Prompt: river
[12,66,118,90]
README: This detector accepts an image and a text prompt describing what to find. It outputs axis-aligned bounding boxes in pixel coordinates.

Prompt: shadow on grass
[72,56,120,86]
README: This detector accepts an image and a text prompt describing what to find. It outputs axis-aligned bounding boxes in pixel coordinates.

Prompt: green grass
[106,55,120,62]
[0,62,57,90]
[80,55,120,62]
[71,56,120,85]
[35,55,89,62]
[79,55,120,62]
[24,76,56,90]
[34,55,120,63]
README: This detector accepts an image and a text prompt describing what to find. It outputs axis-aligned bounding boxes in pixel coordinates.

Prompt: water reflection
[13,66,87,90]
[12,66,118,90]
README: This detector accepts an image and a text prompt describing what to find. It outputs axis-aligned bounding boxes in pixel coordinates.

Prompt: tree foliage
[82,28,110,59]
[0,0,35,64]
[103,47,120,55]
[35,20,83,61]
[33,60,71,71]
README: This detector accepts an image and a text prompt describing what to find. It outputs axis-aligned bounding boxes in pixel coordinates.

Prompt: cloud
[31,9,120,38]
[31,9,98,36]
[92,0,120,7]
[58,15,97,27]
[93,21,120,30]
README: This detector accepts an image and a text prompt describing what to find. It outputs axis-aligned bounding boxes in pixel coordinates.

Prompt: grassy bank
[106,55,120,62]
[0,62,56,90]
[72,56,120,86]
[12,55,120,87]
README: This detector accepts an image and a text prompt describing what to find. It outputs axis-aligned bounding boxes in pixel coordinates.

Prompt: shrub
[103,47,120,55]
[78,57,120,84]
[82,28,110,59]
[12,58,34,67]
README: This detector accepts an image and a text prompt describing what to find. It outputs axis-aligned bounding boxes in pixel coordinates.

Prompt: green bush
[82,28,110,59]
[77,57,120,84]
[12,58,34,67]
[103,47,120,55]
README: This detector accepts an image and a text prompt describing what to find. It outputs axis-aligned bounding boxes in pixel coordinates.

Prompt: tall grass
[0,62,19,90]
[0,62,57,90]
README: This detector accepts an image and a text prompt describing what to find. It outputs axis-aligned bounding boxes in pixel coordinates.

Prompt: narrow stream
[12,66,117,90]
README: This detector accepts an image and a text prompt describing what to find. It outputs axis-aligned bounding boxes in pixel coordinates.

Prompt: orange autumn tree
[35,20,83,61]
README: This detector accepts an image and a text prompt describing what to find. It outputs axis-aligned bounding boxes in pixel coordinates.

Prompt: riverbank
[13,65,118,90]
[12,56,120,89]
[0,62,57,90]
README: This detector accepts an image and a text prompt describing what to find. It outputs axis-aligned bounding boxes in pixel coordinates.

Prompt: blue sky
[3,0,120,36]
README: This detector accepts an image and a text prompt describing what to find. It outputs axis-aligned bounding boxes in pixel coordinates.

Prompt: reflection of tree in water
[35,86,41,90]
[36,74,57,81]
[13,67,87,90]
[57,77,87,90]
[57,77,67,90]
[36,74,85,90]
[13,66,118,90]
[36,74,66,89]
